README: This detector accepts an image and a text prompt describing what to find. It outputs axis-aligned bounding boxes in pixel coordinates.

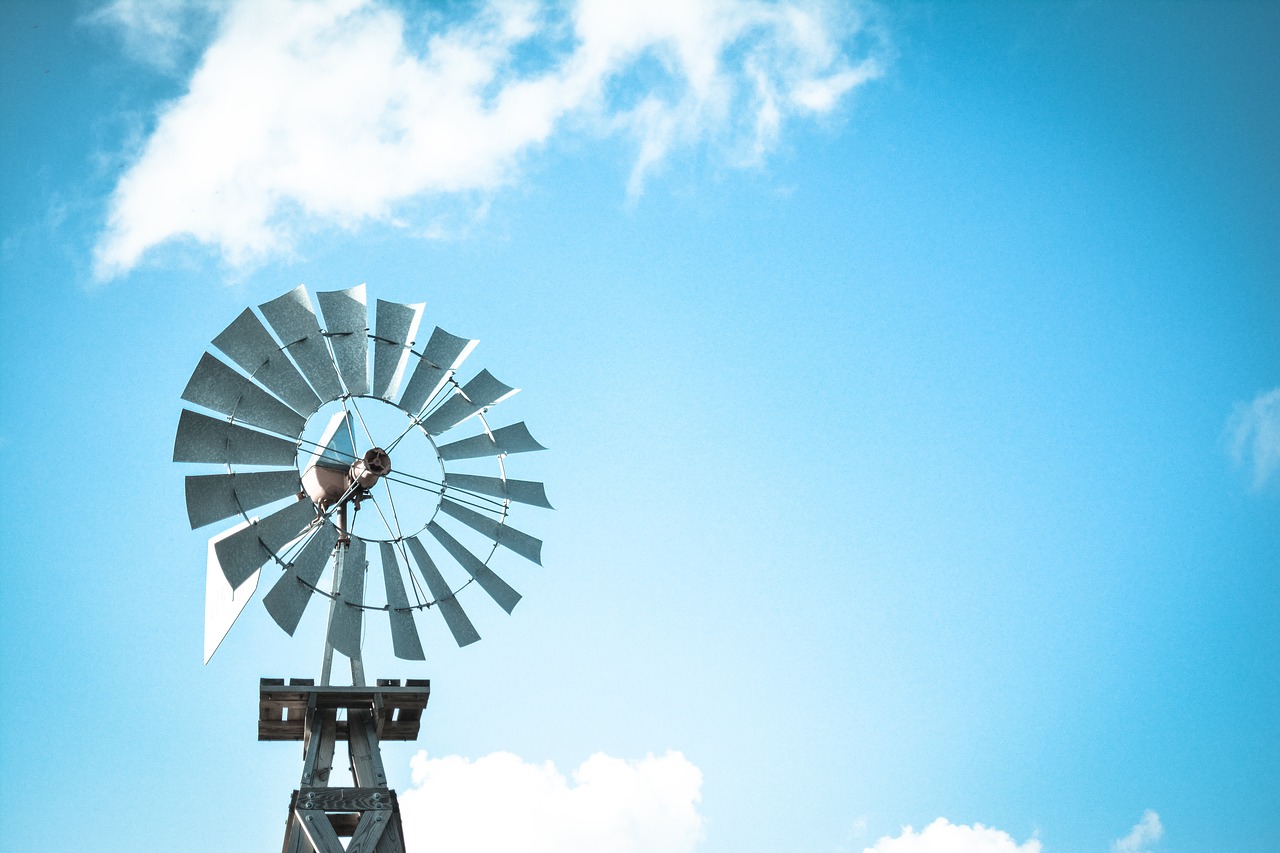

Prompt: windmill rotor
[175,284,550,668]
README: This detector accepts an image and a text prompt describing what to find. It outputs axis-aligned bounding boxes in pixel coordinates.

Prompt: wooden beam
[295,809,346,853]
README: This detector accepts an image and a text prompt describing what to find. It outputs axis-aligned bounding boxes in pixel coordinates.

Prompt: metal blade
[398,327,478,414]
[327,536,367,660]
[185,470,302,529]
[181,353,307,438]
[405,536,480,647]
[443,474,553,509]
[438,498,543,565]
[204,518,260,665]
[419,370,518,436]
[427,520,522,613]
[259,285,344,402]
[380,542,425,661]
[437,421,546,461]
[174,409,299,466]
[214,498,318,588]
[317,285,369,397]
[212,308,320,416]
[262,522,340,635]
[371,299,424,401]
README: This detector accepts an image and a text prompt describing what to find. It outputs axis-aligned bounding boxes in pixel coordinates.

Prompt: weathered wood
[296,808,347,853]
[300,709,337,787]
[348,711,389,789]
[346,810,390,853]
[296,787,395,811]
[259,680,430,741]
[274,678,416,852]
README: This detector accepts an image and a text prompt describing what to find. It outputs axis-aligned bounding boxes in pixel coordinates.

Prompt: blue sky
[1,1,1277,851]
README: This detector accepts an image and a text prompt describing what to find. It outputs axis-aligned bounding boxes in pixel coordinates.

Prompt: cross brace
[267,678,429,853]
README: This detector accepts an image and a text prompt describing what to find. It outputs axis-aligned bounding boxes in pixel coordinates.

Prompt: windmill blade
[438,498,543,565]
[405,536,480,647]
[181,353,307,438]
[316,285,369,397]
[174,409,299,466]
[214,498,319,588]
[419,370,518,436]
[259,285,344,402]
[327,536,367,660]
[444,473,553,509]
[437,421,546,461]
[212,308,320,416]
[380,542,425,661]
[398,327,478,414]
[371,299,424,401]
[185,470,302,529]
[427,521,522,613]
[262,522,340,635]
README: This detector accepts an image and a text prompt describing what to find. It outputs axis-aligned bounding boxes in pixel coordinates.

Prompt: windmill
[175,284,549,852]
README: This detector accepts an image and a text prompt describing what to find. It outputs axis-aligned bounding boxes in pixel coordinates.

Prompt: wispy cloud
[398,750,704,852]
[1228,387,1280,488]
[1112,810,1163,853]
[92,0,882,279]
[87,0,224,72]
[861,818,1042,853]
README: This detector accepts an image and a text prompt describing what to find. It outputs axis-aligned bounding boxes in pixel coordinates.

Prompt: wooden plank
[297,787,395,811]
[296,809,346,853]
[347,810,390,853]
[260,680,431,741]
[348,711,389,788]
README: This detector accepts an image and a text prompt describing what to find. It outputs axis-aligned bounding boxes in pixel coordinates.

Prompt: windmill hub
[351,446,391,490]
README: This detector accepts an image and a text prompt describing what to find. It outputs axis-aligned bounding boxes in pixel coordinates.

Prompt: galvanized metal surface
[214,498,319,588]
[443,473,552,508]
[397,327,477,414]
[263,522,341,635]
[317,286,369,397]
[185,469,302,529]
[173,409,299,466]
[327,537,367,659]
[371,299,424,401]
[438,498,543,565]
[259,285,344,402]
[405,536,480,647]
[427,520,522,614]
[419,369,517,435]
[379,543,425,660]
[212,308,321,416]
[181,352,307,438]
[204,518,260,665]
[436,420,546,460]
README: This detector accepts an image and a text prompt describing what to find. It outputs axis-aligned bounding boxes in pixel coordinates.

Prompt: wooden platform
[259,678,431,742]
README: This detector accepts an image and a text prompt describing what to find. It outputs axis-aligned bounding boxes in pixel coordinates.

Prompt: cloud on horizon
[398,750,704,852]
[1228,387,1280,488]
[92,0,882,279]
[860,818,1042,853]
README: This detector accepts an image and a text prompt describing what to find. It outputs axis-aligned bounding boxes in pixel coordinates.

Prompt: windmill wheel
[174,284,550,664]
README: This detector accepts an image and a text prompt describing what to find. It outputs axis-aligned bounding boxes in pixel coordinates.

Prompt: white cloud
[92,0,882,279]
[87,0,224,71]
[1112,810,1163,853]
[398,750,704,853]
[861,818,1042,853]
[1229,387,1280,488]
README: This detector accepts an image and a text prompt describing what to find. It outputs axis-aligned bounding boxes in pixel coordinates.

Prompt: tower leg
[264,679,426,853]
